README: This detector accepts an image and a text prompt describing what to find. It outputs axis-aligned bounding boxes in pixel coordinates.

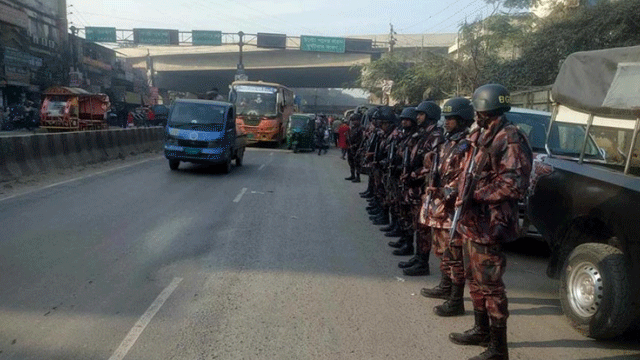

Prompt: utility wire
[398,0,469,32]
[423,2,490,34]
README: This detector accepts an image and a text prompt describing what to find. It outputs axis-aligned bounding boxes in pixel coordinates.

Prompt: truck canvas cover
[551,45,640,119]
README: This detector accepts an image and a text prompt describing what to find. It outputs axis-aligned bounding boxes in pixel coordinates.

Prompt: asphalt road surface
[1,147,639,360]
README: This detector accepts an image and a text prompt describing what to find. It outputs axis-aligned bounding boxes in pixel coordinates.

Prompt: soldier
[392,101,443,273]
[359,107,381,199]
[420,97,475,318]
[448,84,532,360]
[368,106,397,226]
[345,113,364,182]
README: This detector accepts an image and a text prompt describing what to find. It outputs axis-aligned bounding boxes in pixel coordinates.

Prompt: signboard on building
[300,35,345,53]
[192,30,222,46]
[133,28,179,45]
[69,71,82,87]
[0,3,29,29]
[85,27,117,43]
[257,33,287,49]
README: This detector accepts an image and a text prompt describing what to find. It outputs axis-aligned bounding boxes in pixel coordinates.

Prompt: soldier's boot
[433,283,465,317]
[392,241,414,256]
[402,254,429,275]
[398,255,419,268]
[369,209,385,220]
[384,224,404,237]
[388,232,410,248]
[352,174,361,183]
[360,189,372,197]
[468,326,508,360]
[366,201,379,212]
[421,273,452,299]
[372,210,390,225]
[380,215,397,232]
[345,170,356,181]
[367,206,383,216]
[449,310,490,347]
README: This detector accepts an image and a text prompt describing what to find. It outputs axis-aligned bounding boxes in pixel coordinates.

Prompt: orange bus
[230,81,295,144]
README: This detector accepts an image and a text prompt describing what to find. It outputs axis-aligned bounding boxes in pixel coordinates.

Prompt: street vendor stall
[40,86,110,131]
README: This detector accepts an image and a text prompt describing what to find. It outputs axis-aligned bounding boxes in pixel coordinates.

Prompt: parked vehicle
[527,46,640,339]
[504,107,603,239]
[164,99,247,173]
[40,86,109,131]
[149,104,169,126]
[286,114,316,152]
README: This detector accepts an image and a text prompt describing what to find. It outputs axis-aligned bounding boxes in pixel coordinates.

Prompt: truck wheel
[221,158,232,174]
[169,160,180,170]
[560,243,632,339]
[235,148,244,167]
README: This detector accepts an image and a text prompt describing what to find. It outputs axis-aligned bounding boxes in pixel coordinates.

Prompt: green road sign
[133,28,179,45]
[85,27,117,43]
[192,30,222,46]
[300,35,345,53]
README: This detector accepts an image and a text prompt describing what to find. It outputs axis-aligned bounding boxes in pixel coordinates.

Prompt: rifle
[384,138,397,183]
[449,142,486,246]
[420,149,440,218]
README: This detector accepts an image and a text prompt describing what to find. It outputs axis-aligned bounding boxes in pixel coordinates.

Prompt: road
[0,147,638,360]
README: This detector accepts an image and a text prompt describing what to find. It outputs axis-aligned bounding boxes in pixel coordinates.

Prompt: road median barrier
[0,127,164,182]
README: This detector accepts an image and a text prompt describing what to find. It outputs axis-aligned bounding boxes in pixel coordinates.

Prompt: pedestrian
[420,97,475,318]
[448,84,532,360]
[345,113,364,182]
[332,117,343,147]
[337,119,349,159]
[315,116,329,155]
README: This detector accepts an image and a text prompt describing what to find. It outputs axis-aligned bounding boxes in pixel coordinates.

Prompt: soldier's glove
[443,186,457,202]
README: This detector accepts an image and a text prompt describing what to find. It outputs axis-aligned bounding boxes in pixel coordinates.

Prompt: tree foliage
[357,51,457,103]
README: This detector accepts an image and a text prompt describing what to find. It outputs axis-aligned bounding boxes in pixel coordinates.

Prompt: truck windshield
[234,85,277,117]
[168,102,226,126]
[289,117,309,129]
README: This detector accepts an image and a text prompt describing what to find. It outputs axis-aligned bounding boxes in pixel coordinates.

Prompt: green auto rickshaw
[286,114,316,153]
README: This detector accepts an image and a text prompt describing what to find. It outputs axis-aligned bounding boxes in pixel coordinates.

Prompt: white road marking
[269,152,274,156]
[233,187,248,203]
[0,156,163,202]
[258,164,266,171]
[108,277,182,360]
[251,191,265,194]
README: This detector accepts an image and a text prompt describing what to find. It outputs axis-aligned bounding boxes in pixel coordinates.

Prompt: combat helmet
[472,84,511,114]
[442,97,474,128]
[399,107,418,123]
[416,101,441,122]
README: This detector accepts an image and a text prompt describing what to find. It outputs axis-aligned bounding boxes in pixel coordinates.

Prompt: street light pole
[235,31,247,81]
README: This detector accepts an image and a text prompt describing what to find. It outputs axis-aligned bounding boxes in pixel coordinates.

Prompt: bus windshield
[234,85,278,117]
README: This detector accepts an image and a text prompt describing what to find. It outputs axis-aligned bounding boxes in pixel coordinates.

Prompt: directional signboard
[345,38,373,53]
[133,28,179,45]
[300,35,345,53]
[257,33,287,49]
[192,30,222,46]
[85,27,117,43]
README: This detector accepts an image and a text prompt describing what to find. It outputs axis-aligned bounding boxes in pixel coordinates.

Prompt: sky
[66,0,497,37]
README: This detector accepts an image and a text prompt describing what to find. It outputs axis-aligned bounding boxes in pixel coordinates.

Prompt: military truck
[527,46,640,339]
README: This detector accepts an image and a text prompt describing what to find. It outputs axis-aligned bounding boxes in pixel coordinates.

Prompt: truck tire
[221,157,232,174]
[235,147,244,167]
[169,160,180,171]
[560,243,632,339]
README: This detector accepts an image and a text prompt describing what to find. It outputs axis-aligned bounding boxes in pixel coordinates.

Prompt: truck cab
[164,99,247,173]
[527,46,640,339]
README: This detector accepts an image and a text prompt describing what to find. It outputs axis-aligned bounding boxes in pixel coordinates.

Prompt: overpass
[117,33,457,93]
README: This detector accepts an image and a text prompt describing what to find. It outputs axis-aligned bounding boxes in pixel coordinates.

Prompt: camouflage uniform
[456,116,532,326]
[406,123,444,257]
[424,129,471,286]
[347,123,364,177]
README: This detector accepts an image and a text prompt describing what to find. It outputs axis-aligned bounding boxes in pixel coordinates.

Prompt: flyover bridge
[117,34,457,93]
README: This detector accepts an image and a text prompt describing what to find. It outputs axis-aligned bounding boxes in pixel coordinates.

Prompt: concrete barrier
[0,127,164,182]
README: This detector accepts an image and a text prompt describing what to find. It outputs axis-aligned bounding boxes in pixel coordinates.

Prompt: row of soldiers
[344,84,533,360]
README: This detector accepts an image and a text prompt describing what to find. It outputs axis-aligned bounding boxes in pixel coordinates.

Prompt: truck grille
[178,139,208,148]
